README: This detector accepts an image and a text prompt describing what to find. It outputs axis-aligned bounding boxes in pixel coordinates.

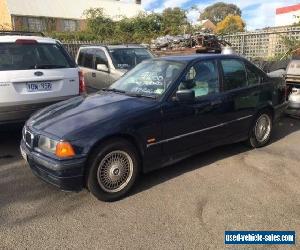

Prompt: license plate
[20,146,27,163]
[26,82,52,92]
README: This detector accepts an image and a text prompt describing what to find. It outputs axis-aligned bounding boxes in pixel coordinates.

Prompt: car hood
[27,92,156,138]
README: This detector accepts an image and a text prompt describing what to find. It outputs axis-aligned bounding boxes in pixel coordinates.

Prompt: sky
[121,0,300,30]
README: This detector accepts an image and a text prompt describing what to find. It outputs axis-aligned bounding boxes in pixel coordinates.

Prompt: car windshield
[0,42,74,71]
[109,60,185,97]
[109,48,153,70]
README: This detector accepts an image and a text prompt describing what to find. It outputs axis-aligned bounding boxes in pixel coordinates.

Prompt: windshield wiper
[102,88,126,94]
[102,88,156,99]
[126,92,157,99]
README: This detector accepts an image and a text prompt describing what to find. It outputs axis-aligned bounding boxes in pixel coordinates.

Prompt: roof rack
[0,30,45,37]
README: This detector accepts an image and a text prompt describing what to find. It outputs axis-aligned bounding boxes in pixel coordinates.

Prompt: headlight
[38,135,58,154]
[38,135,75,158]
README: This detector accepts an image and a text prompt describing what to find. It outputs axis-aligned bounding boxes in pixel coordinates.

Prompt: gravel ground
[0,117,299,250]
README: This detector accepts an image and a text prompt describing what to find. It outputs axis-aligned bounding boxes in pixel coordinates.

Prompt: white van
[0,32,85,124]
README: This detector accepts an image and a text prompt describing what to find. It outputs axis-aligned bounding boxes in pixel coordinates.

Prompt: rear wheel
[248,112,273,148]
[87,139,140,201]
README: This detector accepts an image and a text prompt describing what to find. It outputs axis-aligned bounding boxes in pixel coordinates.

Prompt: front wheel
[87,139,140,202]
[248,112,273,148]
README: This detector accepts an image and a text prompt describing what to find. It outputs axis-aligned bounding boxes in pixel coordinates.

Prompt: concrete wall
[0,0,12,30]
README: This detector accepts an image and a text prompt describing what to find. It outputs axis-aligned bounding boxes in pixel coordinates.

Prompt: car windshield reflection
[109,60,186,97]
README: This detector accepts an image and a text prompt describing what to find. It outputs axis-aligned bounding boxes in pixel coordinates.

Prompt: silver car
[286,59,300,117]
[76,45,154,93]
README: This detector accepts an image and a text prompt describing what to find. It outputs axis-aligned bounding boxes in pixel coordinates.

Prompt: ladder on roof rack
[0,30,45,37]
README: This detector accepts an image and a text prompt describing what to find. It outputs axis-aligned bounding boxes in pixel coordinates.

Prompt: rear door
[218,58,263,140]
[0,40,79,106]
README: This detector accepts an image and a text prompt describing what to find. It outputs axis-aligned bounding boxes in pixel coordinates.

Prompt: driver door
[161,59,227,156]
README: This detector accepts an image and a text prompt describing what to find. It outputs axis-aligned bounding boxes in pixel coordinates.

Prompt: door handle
[92,72,96,77]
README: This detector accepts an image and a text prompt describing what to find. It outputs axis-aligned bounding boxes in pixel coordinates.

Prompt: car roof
[0,35,57,44]
[107,45,147,49]
[160,54,242,63]
[80,44,147,50]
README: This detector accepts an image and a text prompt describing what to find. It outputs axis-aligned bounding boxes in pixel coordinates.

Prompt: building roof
[276,3,300,15]
[6,0,143,20]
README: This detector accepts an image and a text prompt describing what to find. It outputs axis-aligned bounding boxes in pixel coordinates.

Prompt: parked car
[285,59,300,117]
[20,54,287,201]
[76,45,154,93]
[0,31,85,124]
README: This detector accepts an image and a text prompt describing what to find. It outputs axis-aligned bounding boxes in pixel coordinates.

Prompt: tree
[84,8,115,39]
[200,2,241,24]
[115,13,163,43]
[215,15,245,35]
[161,7,188,35]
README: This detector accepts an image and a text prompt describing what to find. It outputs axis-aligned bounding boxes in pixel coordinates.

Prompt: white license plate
[26,82,52,92]
[20,146,27,163]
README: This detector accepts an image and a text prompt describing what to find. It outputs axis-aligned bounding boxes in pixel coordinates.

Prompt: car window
[77,49,93,69]
[110,60,185,97]
[109,48,153,70]
[94,49,108,69]
[0,42,74,71]
[221,59,247,91]
[245,62,265,85]
[178,60,220,98]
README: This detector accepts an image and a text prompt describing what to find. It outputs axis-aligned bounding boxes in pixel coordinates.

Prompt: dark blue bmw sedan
[20,54,287,201]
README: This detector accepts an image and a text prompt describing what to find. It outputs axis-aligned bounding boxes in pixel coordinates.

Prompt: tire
[86,138,140,202]
[247,111,273,148]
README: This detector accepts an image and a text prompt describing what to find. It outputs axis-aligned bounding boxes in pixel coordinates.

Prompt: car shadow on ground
[0,123,90,226]
[131,116,300,197]
[0,116,299,218]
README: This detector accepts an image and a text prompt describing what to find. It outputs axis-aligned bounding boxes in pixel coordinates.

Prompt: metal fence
[222,26,300,59]
[62,41,105,59]
[61,26,300,69]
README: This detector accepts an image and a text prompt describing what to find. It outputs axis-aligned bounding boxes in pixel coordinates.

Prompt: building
[199,19,216,32]
[276,3,300,27]
[0,0,143,32]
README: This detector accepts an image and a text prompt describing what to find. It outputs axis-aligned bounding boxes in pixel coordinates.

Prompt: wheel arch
[256,102,275,120]
[84,133,144,182]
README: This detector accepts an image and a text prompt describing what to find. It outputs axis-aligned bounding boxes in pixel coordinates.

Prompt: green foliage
[279,36,300,59]
[161,7,188,35]
[84,8,116,38]
[48,7,198,43]
[200,2,242,24]
[115,13,163,43]
[48,31,99,41]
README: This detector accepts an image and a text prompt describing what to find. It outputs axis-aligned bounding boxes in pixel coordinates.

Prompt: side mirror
[176,89,195,103]
[97,64,109,72]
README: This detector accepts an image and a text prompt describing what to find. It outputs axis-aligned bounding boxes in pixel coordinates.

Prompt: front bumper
[20,140,86,191]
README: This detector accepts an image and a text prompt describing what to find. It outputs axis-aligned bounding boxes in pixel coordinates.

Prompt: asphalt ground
[0,117,300,250]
